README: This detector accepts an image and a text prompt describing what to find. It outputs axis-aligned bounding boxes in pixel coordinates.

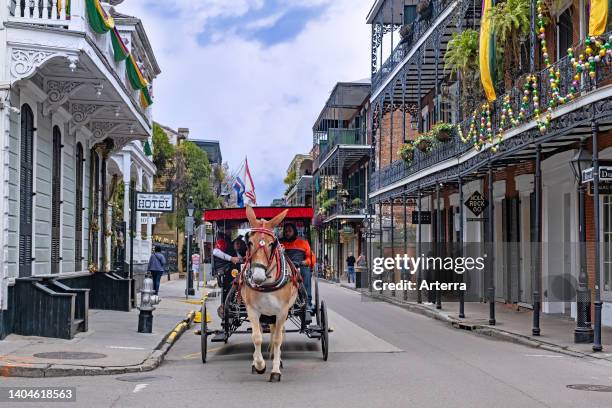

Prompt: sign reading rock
[465,191,488,217]
[136,192,174,213]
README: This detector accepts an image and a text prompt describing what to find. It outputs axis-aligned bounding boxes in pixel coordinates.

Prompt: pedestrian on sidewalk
[191,248,201,289]
[346,253,356,283]
[147,246,167,295]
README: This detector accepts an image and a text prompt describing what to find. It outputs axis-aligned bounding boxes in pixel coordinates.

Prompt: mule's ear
[246,205,259,227]
[267,209,289,229]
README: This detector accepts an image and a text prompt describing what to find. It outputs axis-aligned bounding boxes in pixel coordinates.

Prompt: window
[404,5,417,24]
[19,104,34,277]
[51,126,62,274]
[75,142,84,268]
[557,8,573,60]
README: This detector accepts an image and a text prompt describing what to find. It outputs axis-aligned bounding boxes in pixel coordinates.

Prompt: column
[488,162,496,325]
[532,145,542,335]
[592,120,603,352]
[459,175,465,318]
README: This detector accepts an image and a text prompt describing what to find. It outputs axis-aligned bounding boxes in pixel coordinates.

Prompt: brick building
[365,0,612,347]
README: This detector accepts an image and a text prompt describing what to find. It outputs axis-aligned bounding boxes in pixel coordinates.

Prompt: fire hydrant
[138,273,161,333]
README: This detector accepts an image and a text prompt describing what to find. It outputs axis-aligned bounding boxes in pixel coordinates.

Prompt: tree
[152,123,175,182]
[171,141,221,230]
[444,29,482,115]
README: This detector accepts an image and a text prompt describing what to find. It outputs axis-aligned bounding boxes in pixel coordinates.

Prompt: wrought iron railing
[371,0,453,92]
[369,33,612,194]
[315,128,367,169]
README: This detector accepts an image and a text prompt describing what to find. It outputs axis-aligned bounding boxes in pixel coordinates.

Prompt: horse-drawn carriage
[198,206,329,376]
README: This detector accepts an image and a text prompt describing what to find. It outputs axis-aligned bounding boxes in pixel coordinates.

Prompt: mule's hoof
[269,372,281,382]
[252,365,266,375]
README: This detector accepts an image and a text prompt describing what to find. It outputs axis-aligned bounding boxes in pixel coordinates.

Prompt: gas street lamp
[570,139,594,343]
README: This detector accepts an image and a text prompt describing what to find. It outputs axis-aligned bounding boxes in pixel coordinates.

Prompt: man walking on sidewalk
[148,246,167,295]
[346,253,356,283]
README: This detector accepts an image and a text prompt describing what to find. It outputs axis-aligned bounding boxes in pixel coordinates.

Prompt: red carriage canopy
[203,206,314,222]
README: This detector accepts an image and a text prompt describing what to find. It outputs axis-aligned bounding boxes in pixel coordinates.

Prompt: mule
[240,206,299,382]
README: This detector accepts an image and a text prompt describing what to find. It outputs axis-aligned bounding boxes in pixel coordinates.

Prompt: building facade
[284,153,314,207]
[365,0,612,343]
[0,0,160,339]
[312,81,371,281]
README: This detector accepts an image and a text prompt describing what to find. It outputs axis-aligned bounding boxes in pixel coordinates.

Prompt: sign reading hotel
[136,192,174,213]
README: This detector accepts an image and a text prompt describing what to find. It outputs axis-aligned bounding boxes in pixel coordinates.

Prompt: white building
[0,0,160,339]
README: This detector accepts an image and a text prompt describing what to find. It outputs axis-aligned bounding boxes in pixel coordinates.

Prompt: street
[2,282,612,408]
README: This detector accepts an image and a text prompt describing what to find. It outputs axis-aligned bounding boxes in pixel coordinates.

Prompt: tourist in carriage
[280,223,315,310]
[213,232,240,305]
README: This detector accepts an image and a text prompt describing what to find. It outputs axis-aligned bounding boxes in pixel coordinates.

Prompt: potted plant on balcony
[414,133,435,153]
[399,24,413,42]
[432,123,453,142]
[444,29,481,115]
[416,0,433,20]
[398,142,415,165]
[351,197,363,211]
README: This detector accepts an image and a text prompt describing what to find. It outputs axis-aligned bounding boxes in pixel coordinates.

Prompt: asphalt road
[3,282,612,408]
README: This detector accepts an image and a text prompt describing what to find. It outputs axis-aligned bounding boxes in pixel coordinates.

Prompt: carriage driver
[280,223,315,310]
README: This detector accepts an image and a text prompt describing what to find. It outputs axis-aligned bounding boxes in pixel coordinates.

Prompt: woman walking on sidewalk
[147,246,167,295]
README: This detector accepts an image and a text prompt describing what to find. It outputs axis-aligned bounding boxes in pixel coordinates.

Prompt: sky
[119,0,372,205]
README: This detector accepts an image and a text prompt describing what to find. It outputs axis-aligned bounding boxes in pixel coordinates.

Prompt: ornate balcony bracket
[10,47,79,82]
[43,80,87,116]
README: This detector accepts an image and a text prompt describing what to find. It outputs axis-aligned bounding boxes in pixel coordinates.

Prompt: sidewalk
[329,281,612,361]
[0,278,199,377]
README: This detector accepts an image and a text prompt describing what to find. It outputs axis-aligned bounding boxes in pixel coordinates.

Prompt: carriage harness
[236,226,302,294]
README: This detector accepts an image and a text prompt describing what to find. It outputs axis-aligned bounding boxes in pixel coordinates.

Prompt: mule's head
[245,206,288,285]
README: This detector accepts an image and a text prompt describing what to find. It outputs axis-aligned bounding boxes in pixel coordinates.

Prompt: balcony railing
[11,0,70,27]
[372,0,454,92]
[369,33,612,194]
[315,128,368,169]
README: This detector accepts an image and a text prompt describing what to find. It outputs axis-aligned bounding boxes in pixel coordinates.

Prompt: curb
[320,280,611,361]
[0,311,196,378]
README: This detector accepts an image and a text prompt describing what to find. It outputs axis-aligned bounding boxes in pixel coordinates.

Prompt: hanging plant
[398,142,415,165]
[416,0,432,19]
[414,133,435,152]
[445,29,482,114]
[431,123,453,142]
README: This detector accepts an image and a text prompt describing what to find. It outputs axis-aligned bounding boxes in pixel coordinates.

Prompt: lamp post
[185,196,195,298]
[570,139,594,343]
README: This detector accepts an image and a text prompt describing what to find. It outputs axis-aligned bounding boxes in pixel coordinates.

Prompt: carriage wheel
[223,285,236,343]
[201,303,208,364]
[320,301,329,361]
[314,277,321,325]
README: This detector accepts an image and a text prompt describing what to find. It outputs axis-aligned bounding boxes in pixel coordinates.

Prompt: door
[51,126,61,274]
[19,105,34,278]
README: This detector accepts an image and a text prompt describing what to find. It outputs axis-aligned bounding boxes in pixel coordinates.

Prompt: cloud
[119,0,371,205]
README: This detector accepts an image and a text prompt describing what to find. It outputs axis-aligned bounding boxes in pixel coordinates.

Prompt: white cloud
[119,0,372,204]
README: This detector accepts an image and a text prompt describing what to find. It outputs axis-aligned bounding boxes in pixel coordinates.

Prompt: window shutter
[19,105,34,277]
[75,143,83,269]
[51,126,62,274]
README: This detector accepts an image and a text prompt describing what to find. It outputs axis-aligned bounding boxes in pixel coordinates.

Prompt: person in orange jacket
[280,223,314,308]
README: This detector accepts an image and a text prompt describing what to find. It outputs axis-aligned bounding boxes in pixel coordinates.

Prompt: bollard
[138,273,161,333]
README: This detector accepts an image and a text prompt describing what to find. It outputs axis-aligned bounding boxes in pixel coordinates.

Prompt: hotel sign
[136,192,174,213]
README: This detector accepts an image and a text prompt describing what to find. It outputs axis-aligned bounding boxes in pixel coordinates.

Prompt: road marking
[525,354,563,358]
[108,346,146,350]
[133,384,148,393]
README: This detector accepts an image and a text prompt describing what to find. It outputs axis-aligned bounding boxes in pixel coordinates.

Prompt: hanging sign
[582,166,612,184]
[464,191,488,217]
[135,192,174,212]
[411,211,431,224]
[140,216,148,224]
